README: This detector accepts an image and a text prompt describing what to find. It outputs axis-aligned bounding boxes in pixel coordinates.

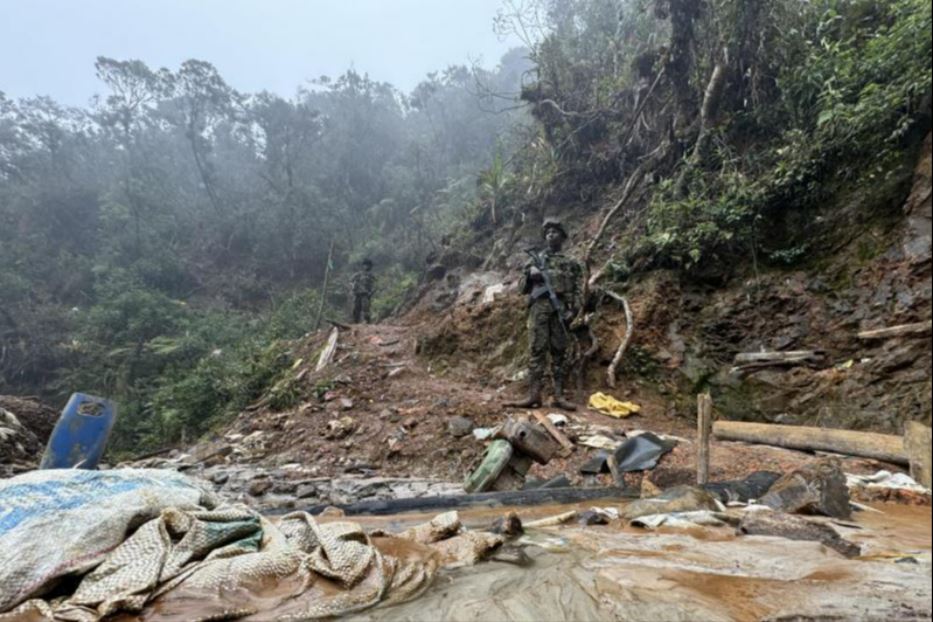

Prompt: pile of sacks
[0,469,504,621]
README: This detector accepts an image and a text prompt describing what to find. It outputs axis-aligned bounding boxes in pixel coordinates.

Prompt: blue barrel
[39,393,117,469]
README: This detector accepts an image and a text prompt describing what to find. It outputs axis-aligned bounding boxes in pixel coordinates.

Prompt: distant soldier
[349,259,375,323]
[506,218,583,411]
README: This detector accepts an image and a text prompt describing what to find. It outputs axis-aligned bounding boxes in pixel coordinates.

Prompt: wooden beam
[713,421,908,465]
[531,412,574,458]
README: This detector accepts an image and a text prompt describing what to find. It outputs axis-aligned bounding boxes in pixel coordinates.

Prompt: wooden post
[697,393,712,485]
[313,239,336,331]
[904,421,932,488]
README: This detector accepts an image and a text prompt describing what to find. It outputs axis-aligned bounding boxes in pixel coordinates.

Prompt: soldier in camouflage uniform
[349,259,375,323]
[507,218,583,411]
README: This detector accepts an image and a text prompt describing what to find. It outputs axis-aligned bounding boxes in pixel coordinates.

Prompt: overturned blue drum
[39,393,117,469]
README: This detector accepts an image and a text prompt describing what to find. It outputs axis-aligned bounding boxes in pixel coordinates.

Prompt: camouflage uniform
[512,218,584,409]
[350,264,375,323]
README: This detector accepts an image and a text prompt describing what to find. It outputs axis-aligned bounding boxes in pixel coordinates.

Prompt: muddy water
[345,501,932,622]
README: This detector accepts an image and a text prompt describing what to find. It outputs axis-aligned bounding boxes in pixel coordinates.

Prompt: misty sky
[1,0,520,106]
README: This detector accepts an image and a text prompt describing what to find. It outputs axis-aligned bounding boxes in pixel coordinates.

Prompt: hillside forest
[1,0,930,454]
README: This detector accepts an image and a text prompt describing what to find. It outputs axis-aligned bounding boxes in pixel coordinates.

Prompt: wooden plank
[531,412,575,458]
[904,421,932,488]
[713,421,908,465]
[697,393,712,485]
[857,321,932,340]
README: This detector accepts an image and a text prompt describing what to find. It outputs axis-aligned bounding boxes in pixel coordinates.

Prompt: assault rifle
[525,249,571,338]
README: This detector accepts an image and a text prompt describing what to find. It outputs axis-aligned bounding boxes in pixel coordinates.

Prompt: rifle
[525,249,571,338]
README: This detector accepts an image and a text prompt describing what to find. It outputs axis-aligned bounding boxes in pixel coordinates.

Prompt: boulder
[738,511,860,558]
[761,459,850,519]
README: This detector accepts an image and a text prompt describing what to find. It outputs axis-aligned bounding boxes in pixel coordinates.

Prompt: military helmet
[542,217,568,239]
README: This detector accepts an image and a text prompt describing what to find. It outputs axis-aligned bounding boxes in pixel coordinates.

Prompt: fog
[1,0,517,104]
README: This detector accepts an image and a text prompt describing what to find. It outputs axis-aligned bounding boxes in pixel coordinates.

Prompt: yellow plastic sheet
[588,392,641,418]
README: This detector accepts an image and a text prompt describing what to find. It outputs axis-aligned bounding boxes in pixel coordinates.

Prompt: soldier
[349,258,375,323]
[506,217,583,411]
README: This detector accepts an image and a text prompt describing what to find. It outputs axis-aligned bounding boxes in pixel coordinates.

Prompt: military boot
[504,378,543,408]
[550,375,577,411]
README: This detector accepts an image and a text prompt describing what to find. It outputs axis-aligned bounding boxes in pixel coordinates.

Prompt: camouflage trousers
[352,294,372,323]
[527,297,570,385]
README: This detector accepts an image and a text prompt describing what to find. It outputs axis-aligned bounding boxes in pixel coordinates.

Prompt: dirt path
[195,319,897,492]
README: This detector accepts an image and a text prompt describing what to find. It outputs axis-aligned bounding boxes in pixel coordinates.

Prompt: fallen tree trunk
[301,486,637,516]
[713,421,908,465]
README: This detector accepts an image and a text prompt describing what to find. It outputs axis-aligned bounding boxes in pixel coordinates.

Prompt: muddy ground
[339,499,932,622]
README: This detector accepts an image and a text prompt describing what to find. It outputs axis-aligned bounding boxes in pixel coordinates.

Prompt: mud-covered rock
[738,511,861,558]
[622,485,722,521]
[489,511,524,536]
[761,459,850,519]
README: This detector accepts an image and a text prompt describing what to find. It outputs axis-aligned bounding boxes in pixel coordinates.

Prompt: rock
[488,511,524,536]
[640,477,662,498]
[622,486,723,521]
[489,544,532,566]
[210,471,230,485]
[401,416,418,430]
[319,506,345,517]
[339,398,354,410]
[296,483,319,499]
[761,459,850,519]
[578,510,610,526]
[398,511,462,544]
[738,511,861,558]
[248,478,273,497]
[325,416,357,439]
[431,531,505,568]
[447,416,474,438]
[193,443,233,466]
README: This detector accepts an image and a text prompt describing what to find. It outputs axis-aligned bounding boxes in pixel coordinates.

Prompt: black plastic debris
[614,432,677,472]
[578,432,677,475]
[702,471,781,503]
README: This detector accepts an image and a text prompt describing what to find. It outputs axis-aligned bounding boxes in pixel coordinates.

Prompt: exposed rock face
[903,133,932,264]
[761,459,851,519]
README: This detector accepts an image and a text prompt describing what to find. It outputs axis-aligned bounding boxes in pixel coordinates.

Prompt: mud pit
[343,502,931,622]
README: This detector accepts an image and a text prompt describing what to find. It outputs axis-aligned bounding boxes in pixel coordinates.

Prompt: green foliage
[0,48,532,454]
[371,266,419,320]
[640,0,931,269]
